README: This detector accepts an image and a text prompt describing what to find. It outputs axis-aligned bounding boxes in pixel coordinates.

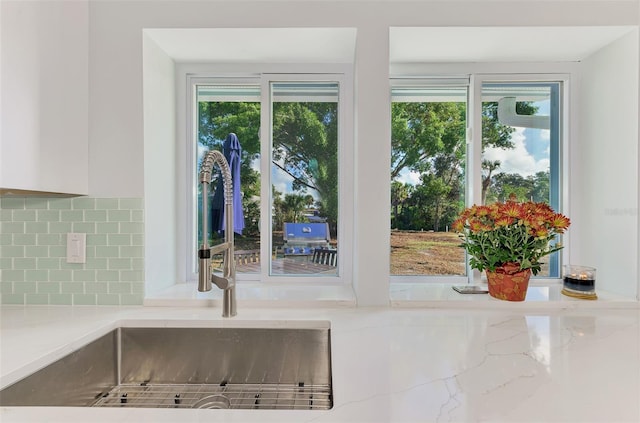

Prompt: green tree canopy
[198,100,339,235]
[272,102,338,229]
[390,100,541,232]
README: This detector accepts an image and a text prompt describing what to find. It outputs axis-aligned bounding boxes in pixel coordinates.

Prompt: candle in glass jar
[563,275,595,292]
[563,265,596,293]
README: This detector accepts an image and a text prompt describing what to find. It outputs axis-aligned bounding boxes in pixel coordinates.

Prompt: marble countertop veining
[1,305,640,422]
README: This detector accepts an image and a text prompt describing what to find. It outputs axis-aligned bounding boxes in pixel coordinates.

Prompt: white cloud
[272,170,293,196]
[197,143,208,163]
[483,128,549,177]
[539,129,550,142]
[395,168,421,186]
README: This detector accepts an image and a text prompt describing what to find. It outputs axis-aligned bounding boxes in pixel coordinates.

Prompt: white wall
[87,1,639,198]
[5,0,635,304]
[84,0,640,304]
[0,1,88,195]
[142,34,178,295]
[576,29,639,298]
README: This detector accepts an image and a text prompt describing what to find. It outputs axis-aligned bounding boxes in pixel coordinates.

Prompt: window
[191,79,261,277]
[267,81,340,277]
[480,81,562,277]
[390,76,566,281]
[390,81,468,280]
[189,73,351,283]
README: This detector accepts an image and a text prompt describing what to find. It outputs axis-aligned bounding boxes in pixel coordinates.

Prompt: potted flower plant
[452,195,571,301]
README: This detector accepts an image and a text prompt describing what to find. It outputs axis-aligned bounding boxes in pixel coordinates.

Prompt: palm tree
[284,193,307,223]
[482,159,501,205]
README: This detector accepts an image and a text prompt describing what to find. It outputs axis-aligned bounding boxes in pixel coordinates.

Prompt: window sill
[144,282,357,308]
[145,282,638,309]
[390,282,639,309]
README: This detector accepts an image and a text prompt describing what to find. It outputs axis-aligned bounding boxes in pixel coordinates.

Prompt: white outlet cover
[66,233,86,264]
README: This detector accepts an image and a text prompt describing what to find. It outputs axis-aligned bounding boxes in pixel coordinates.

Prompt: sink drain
[193,394,230,409]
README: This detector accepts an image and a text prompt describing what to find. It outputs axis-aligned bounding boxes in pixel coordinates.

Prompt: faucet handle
[211,273,233,290]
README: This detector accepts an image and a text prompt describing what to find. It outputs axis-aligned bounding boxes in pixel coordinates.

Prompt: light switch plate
[66,233,86,264]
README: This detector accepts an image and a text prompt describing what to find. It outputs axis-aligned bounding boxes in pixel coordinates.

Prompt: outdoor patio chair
[234,249,260,265]
[311,249,337,267]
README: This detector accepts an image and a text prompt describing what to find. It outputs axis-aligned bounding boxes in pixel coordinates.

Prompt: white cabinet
[0,1,88,196]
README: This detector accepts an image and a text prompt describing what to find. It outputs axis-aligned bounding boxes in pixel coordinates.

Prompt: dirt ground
[220,231,553,277]
[218,230,466,276]
[390,230,466,275]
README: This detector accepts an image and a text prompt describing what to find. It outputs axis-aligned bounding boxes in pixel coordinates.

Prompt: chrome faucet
[198,150,236,317]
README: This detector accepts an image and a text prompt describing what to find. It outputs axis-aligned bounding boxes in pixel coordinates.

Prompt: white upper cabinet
[0,0,88,196]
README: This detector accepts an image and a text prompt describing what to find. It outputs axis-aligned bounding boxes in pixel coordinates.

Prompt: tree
[531,171,550,203]
[390,99,539,232]
[283,193,308,223]
[198,100,340,236]
[391,181,410,226]
[481,159,501,205]
[272,102,339,233]
[198,101,261,207]
[480,101,538,204]
[390,102,466,231]
[487,170,550,204]
[391,102,466,180]
[271,186,285,231]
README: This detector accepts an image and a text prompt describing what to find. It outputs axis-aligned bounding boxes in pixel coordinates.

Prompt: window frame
[181,66,354,285]
[472,74,570,282]
[389,73,570,284]
[389,77,471,285]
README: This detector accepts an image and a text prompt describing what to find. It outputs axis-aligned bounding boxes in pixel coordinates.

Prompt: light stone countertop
[1,304,640,422]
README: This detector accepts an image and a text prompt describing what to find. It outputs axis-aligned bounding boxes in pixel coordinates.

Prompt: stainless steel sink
[0,324,332,410]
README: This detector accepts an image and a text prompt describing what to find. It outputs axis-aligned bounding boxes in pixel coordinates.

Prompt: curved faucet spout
[198,150,236,318]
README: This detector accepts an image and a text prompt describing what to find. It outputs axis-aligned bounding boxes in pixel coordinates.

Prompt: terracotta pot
[485,262,531,301]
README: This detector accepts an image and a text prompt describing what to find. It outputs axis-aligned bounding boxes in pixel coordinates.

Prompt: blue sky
[484,99,551,177]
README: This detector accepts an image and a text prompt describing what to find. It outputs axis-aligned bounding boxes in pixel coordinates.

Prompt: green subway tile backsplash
[49,293,73,305]
[0,197,144,305]
[12,210,36,221]
[72,198,96,209]
[25,293,50,305]
[26,246,48,258]
[2,198,25,209]
[73,293,97,305]
[48,199,72,210]
[96,199,119,209]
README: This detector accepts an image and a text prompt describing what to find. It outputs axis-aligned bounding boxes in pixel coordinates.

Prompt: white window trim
[389,72,572,285]
[389,77,471,285]
[260,73,353,285]
[177,64,354,286]
[472,73,571,284]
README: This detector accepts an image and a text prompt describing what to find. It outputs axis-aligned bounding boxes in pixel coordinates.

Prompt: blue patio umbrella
[211,133,245,235]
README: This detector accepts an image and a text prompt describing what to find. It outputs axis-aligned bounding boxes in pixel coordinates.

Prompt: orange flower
[454,199,570,275]
[551,214,571,231]
[488,204,500,219]
[520,216,535,228]
[534,228,549,238]
[468,219,492,233]
[475,205,491,217]
[532,202,554,215]
[495,216,513,227]
[500,202,522,219]
[452,218,465,232]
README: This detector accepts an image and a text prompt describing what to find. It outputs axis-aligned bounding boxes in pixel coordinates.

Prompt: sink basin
[0,324,332,410]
